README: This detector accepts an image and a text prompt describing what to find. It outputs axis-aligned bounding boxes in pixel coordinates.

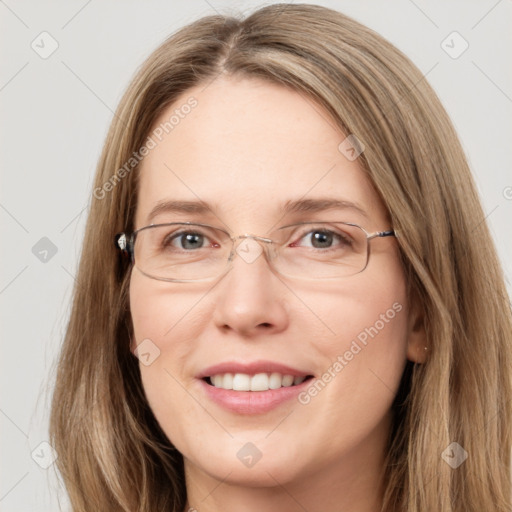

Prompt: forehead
[135,76,387,230]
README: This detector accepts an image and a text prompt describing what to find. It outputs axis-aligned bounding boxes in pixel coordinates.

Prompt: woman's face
[129,76,425,489]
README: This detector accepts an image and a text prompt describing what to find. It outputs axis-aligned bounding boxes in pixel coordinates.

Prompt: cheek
[298,265,410,432]
[129,271,205,345]
[130,269,217,445]
[128,273,203,419]
[338,277,408,364]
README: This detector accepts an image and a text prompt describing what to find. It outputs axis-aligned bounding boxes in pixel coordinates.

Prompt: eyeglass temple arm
[368,230,395,240]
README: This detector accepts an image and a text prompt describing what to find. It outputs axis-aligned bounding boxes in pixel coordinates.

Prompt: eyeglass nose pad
[231,235,275,266]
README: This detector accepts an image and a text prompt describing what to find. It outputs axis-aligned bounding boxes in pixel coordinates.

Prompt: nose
[211,236,289,337]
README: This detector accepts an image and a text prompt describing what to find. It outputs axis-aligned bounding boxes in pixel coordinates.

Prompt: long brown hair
[49,4,512,511]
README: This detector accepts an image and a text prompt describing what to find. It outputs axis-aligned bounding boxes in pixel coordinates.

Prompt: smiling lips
[209,372,307,391]
[197,361,314,414]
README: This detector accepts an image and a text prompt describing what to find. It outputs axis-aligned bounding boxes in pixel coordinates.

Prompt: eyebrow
[282,198,368,219]
[147,197,369,223]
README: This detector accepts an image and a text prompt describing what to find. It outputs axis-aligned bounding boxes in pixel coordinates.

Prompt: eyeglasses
[116,221,395,283]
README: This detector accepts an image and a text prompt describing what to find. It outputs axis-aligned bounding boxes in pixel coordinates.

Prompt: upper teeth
[209,372,306,391]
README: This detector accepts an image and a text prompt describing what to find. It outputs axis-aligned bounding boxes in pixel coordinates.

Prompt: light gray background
[1,1,511,510]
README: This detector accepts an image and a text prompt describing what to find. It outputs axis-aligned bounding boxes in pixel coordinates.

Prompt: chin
[178,433,308,486]
[198,454,305,487]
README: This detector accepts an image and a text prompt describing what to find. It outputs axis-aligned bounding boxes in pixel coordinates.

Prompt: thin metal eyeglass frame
[115,221,396,282]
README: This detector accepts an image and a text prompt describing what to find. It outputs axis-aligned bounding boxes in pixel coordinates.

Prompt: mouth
[203,372,315,391]
[196,361,315,414]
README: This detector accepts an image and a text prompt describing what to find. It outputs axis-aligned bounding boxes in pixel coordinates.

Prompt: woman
[49,4,512,511]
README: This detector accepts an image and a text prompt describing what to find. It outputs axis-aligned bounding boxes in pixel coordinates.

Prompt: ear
[406,289,428,364]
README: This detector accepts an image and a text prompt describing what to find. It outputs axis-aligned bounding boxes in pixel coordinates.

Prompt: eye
[163,230,217,251]
[291,228,353,250]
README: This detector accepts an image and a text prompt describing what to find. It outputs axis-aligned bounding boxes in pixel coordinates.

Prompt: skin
[129,76,426,512]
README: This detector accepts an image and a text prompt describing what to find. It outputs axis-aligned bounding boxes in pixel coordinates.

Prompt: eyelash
[163,227,353,251]
[290,228,353,250]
